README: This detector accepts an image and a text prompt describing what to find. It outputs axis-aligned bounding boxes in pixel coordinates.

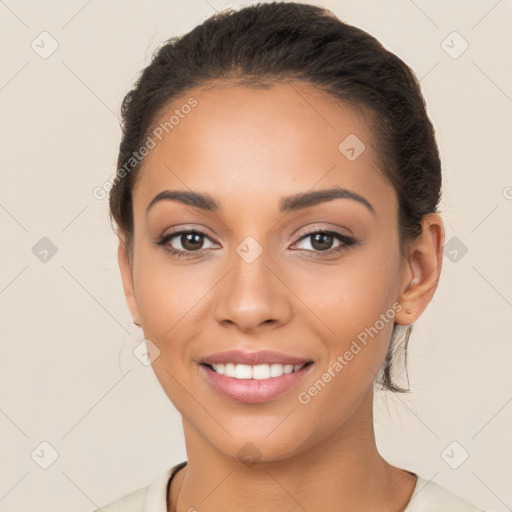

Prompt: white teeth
[225,363,236,377]
[270,363,283,377]
[253,364,271,380]
[235,364,253,379]
[210,362,307,379]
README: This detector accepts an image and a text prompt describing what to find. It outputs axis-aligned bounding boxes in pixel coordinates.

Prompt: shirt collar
[144,461,188,512]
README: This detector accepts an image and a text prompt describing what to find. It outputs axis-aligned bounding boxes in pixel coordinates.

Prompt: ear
[394,213,445,326]
[117,239,141,326]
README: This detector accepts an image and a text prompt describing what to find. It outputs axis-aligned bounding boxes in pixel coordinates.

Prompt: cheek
[302,236,401,376]
[132,253,203,409]
[131,247,195,372]
[309,243,400,332]
[133,242,209,332]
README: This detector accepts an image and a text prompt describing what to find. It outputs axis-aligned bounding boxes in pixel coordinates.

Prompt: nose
[213,244,293,333]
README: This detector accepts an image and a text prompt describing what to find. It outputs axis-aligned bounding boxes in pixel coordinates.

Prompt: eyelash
[154,228,357,259]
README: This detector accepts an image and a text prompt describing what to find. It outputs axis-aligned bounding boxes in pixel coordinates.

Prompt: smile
[198,350,314,403]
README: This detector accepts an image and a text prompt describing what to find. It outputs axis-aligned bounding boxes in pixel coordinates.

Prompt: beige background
[0,0,511,511]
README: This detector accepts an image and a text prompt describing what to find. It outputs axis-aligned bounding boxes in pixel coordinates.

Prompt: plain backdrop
[0,1,511,511]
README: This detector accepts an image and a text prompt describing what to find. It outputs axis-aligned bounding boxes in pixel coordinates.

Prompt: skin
[118,81,444,512]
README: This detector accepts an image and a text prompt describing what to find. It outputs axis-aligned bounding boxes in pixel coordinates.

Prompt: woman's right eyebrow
[146,189,218,213]
[146,186,375,216]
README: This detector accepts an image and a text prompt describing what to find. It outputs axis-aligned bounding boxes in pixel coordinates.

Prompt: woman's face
[121,82,417,462]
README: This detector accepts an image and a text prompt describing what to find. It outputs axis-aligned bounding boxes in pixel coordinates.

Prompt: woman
[95,2,484,511]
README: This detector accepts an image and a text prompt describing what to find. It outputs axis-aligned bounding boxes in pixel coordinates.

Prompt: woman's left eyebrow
[280,187,375,215]
[146,186,375,215]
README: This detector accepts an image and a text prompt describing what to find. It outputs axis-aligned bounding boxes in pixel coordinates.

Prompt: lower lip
[199,364,313,404]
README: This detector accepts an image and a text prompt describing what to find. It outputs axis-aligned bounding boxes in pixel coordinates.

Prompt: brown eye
[179,232,205,251]
[292,229,356,255]
[155,230,218,257]
[310,232,335,251]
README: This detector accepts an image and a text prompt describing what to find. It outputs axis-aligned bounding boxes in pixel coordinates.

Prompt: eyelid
[293,223,353,239]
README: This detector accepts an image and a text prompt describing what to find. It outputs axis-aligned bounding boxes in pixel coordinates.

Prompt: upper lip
[200,350,312,366]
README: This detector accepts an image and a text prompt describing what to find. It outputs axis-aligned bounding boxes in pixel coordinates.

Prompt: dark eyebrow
[146,186,374,215]
[280,187,374,214]
[147,190,219,213]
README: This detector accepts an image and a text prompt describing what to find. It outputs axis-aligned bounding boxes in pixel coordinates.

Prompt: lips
[198,350,314,403]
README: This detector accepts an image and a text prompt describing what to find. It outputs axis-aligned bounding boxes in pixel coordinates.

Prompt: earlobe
[395,214,444,326]
[117,239,141,326]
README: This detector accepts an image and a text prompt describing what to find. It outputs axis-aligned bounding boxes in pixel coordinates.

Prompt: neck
[168,392,416,512]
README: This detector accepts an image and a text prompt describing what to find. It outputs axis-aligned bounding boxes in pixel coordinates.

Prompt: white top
[93,462,484,512]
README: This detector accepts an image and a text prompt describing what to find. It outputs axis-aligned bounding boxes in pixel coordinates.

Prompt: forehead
[133,81,394,215]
